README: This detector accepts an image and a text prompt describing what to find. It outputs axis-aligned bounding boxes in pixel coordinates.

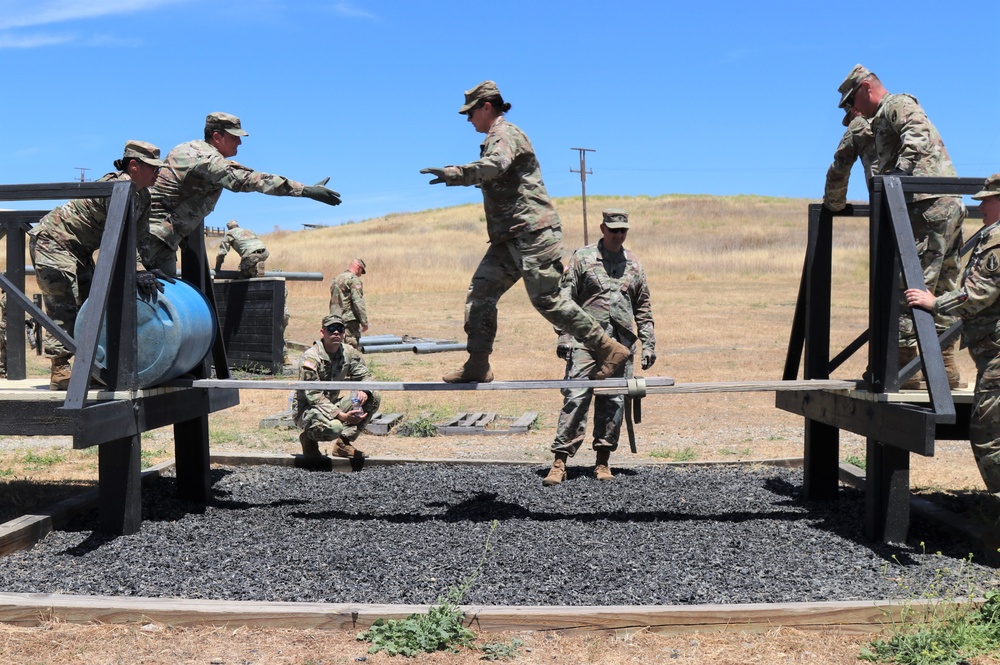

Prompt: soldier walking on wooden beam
[544,209,656,485]
[421,80,630,384]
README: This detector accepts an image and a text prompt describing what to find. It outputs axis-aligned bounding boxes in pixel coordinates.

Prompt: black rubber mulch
[0,463,994,605]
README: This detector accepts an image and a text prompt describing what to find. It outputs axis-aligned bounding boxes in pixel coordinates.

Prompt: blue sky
[1,0,997,234]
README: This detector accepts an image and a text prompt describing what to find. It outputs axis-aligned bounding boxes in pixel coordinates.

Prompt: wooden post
[98,436,142,534]
[802,205,839,500]
[175,223,215,503]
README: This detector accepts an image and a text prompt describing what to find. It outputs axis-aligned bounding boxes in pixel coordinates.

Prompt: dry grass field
[0,194,996,663]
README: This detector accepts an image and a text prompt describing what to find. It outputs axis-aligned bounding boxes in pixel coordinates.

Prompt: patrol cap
[971,174,1000,200]
[205,112,249,137]
[838,64,872,109]
[122,140,166,168]
[355,257,366,274]
[458,80,501,114]
[226,220,239,229]
[322,314,345,329]
[602,208,629,230]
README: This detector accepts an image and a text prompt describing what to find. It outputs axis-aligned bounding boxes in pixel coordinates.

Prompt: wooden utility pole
[570,147,595,245]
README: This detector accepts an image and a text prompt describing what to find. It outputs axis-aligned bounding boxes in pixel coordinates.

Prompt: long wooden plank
[173,378,858,394]
[0,592,969,634]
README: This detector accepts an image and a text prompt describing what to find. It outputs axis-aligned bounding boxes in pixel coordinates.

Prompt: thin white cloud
[332,2,376,20]
[0,1,185,31]
[0,31,75,48]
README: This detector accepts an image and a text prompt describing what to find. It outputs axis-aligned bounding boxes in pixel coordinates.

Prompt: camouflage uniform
[216,225,269,279]
[145,139,305,275]
[871,92,965,346]
[435,117,604,354]
[293,339,381,445]
[935,217,1000,494]
[329,270,368,349]
[823,114,878,211]
[29,171,149,359]
[552,240,655,455]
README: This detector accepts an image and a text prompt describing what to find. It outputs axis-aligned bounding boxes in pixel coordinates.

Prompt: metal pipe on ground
[361,343,415,353]
[23,266,325,281]
[413,343,467,354]
[359,336,404,345]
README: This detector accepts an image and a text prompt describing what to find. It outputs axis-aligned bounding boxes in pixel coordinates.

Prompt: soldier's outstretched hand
[420,167,447,185]
[641,350,656,370]
[302,185,342,206]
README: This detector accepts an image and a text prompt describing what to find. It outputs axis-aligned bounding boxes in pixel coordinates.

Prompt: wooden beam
[0,592,972,634]
[775,390,936,455]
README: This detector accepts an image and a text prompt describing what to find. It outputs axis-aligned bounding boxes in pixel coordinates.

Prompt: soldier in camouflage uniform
[543,209,656,485]
[905,174,1000,497]
[328,258,368,349]
[294,314,381,461]
[841,64,965,388]
[29,141,168,390]
[421,81,630,384]
[823,107,877,212]
[215,219,269,279]
[144,112,342,276]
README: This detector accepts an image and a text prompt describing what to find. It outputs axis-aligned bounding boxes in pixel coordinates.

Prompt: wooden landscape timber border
[0,454,990,634]
[0,591,977,635]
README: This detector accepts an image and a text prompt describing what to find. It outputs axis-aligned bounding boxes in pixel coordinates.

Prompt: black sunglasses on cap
[325,324,345,333]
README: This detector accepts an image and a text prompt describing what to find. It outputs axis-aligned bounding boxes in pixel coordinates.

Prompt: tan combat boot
[299,432,322,457]
[589,334,631,381]
[942,343,964,390]
[49,357,72,391]
[898,346,923,390]
[542,453,568,486]
[332,437,365,459]
[442,352,494,383]
[594,449,613,482]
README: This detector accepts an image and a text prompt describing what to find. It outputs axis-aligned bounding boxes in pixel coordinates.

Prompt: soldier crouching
[293,314,381,462]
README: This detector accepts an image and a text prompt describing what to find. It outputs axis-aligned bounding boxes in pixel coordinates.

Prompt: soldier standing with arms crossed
[543,209,656,485]
[906,175,1000,499]
[421,80,630,384]
[841,64,965,388]
[329,258,369,350]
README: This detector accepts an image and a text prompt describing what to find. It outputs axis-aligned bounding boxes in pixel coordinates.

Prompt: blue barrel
[76,277,216,388]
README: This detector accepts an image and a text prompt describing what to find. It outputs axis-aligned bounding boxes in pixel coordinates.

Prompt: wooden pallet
[436,412,537,436]
[365,413,403,435]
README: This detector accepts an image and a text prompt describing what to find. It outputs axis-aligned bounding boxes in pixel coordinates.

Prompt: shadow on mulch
[0,479,97,524]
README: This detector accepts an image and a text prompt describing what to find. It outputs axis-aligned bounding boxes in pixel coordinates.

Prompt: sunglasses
[607,228,628,234]
[325,324,345,334]
[465,103,483,118]
[844,78,867,109]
